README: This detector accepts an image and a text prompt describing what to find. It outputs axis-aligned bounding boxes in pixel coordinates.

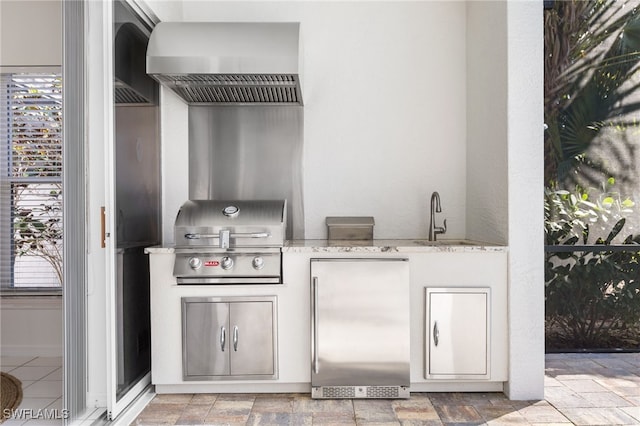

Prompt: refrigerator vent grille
[367,386,400,398]
[322,387,355,398]
[314,386,409,399]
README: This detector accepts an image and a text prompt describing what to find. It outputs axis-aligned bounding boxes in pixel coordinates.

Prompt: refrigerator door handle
[220,326,226,352]
[312,276,319,374]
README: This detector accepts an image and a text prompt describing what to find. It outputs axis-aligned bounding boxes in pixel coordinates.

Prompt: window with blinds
[0,72,63,290]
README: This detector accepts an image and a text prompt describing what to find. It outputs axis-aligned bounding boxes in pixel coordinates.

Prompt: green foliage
[545,179,640,349]
[13,186,63,285]
[544,0,640,185]
[545,178,635,246]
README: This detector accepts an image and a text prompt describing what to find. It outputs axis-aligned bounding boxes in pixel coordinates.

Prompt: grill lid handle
[184,232,272,240]
[220,229,230,249]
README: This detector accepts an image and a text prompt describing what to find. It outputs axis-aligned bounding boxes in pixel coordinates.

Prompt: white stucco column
[505,0,545,400]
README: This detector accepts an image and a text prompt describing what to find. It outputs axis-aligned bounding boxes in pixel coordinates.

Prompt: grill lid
[174,200,286,248]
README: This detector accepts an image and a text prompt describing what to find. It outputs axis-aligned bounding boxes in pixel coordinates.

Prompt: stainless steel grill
[173,200,286,284]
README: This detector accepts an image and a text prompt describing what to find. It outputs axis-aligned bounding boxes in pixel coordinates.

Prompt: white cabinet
[425,287,490,379]
[181,296,277,380]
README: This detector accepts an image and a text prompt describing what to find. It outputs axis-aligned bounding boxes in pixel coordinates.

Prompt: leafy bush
[545,180,640,349]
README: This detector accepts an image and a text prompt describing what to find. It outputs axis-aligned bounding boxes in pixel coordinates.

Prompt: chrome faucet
[429,191,447,241]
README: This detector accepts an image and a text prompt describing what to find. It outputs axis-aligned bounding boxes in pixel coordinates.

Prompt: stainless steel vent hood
[146,22,303,105]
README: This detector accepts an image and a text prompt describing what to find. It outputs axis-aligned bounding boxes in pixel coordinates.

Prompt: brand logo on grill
[204,260,220,267]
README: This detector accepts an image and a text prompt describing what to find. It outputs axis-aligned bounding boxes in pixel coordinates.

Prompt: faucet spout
[428,191,447,241]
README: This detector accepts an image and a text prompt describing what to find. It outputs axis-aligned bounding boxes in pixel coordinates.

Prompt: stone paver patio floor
[132,353,640,425]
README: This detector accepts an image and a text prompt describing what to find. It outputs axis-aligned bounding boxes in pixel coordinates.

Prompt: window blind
[1,72,63,289]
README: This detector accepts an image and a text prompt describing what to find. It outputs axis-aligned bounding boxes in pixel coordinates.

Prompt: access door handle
[233,326,239,351]
[220,326,226,352]
[433,321,439,347]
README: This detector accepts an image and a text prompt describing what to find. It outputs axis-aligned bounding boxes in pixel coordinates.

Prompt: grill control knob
[188,257,202,270]
[252,256,265,270]
[221,256,234,270]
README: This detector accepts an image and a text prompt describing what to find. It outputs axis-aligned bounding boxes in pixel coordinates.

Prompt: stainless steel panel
[425,288,490,379]
[230,301,275,376]
[183,300,230,377]
[326,216,375,240]
[188,106,304,240]
[173,250,281,283]
[310,259,410,392]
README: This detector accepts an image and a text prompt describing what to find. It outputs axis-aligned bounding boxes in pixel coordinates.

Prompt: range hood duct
[146,22,303,105]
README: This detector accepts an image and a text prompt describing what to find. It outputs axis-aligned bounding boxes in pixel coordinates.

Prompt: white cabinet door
[425,288,489,379]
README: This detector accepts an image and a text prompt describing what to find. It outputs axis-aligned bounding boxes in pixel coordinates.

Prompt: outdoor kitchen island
[146,240,508,395]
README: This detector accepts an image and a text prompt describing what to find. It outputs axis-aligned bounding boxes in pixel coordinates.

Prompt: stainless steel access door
[310,259,410,389]
[229,301,275,376]
[182,297,278,380]
[183,301,231,377]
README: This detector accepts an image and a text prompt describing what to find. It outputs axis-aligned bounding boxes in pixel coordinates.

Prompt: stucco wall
[158,1,469,243]
[147,0,545,400]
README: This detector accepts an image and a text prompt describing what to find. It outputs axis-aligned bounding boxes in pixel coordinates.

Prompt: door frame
[63,0,87,421]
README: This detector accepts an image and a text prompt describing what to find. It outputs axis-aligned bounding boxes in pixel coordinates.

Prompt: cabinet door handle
[233,325,239,352]
[220,326,226,352]
[311,277,319,375]
[433,321,439,347]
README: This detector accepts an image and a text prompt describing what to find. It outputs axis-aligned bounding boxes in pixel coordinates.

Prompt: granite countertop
[283,239,507,253]
[145,239,507,254]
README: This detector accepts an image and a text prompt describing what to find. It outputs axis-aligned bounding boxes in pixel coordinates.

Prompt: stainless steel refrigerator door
[310,259,410,387]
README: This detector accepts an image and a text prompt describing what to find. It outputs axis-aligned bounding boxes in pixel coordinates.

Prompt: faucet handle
[435,219,447,236]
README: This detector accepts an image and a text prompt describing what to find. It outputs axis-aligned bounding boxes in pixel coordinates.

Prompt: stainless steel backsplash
[188,106,304,239]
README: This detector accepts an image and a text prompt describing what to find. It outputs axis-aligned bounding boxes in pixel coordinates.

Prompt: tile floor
[131,353,640,425]
[0,356,104,425]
